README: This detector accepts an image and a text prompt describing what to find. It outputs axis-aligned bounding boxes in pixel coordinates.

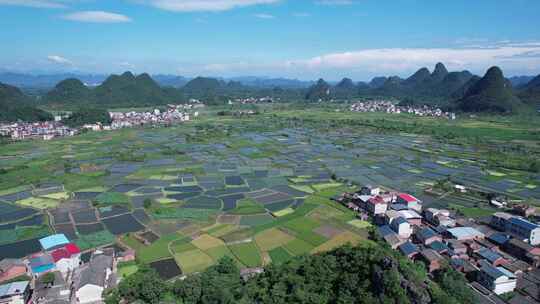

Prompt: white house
[51,244,81,278]
[477,260,517,295]
[366,196,388,215]
[390,217,412,238]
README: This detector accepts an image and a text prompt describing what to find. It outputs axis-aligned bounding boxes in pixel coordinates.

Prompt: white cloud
[47,55,72,65]
[195,42,540,79]
[315,0,353,6]
[142,0,280,12]
[253,13,274,19]
[62,11,132,23]
[0,0,67,8]
[286,43,540,73]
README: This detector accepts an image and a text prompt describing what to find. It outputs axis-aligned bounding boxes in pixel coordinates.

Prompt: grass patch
[272,208,295,217]
[40,192,70,200]
[312,183,342,192]
[289,184,314,194]
[152,207,217,221]
[95,192,130,205]
[449,203,496,218]
[229,198,266,215]
[75,230,116,251]
[347,219,372,229]
[134,233,180,263]
[16,197,59,209]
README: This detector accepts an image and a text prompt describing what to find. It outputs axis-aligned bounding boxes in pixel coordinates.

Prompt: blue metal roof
[509,217,539,231]
[418,227,437,240]
[399,241,419,256]
[478,248,502,263]
[488,233,510,245]
[429,241,448,252]
[378,225,394,237]
[39,234,69,250]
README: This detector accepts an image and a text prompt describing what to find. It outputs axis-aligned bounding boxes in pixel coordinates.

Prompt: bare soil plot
[254,228,295,251]
[314,225,344,239]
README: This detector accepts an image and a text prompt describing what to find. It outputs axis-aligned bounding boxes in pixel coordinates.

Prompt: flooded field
[0,113,538,275]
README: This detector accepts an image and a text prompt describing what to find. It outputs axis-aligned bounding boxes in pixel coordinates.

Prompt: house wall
[493,279,517,295]
[56,256,80,275]
[76,284,104,304]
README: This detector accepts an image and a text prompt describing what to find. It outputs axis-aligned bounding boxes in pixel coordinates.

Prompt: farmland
[0,105,539,278]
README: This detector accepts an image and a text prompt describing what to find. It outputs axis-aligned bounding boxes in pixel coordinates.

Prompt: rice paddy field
[0,106,539,278]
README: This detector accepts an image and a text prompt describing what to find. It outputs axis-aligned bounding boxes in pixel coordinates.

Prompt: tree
[109,265,168,304]
[143,198,152,209]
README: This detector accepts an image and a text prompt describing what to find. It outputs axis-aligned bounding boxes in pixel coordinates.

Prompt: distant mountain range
[1,63,539,117]
[0,72,313,90]
[303,63,539,113]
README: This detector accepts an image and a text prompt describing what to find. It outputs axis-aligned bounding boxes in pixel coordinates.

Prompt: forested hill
[455,66,523,113]
[105,244,475,304]
[0,82,52,122]
[43,72,183,107]
[2,65,539,113]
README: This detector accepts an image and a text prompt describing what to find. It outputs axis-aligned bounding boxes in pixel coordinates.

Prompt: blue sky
[1,0,540,80]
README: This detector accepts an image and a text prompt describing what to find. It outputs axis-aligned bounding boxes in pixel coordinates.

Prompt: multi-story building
[491,212,540,245]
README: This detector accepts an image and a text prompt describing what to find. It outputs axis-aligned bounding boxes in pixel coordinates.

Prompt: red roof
[51,244,80,262]
[369,196,386,205]
[398,193,418,203]
[65,243,81,254]
[51,249,70,262]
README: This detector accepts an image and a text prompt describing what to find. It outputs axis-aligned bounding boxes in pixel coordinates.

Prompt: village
[0,104,198,141]
[350,100,457,119]
[336,184,540,304]
[0,233,130,304]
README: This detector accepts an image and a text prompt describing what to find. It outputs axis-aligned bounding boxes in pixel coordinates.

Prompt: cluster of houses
[0,233,130,304]
[108,104,195,129]
[337,185,540,299]
[0,122,76,141]
[349,100,456,119]
[229,97,275,104]
[1,104,200,141]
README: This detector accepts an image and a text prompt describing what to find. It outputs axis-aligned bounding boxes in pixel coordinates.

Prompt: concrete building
[490,213,540,245]
[396,193,422,212]
[416,227,442,245]
[50,243,81,278]
[446,227,485,241]
[390,217,412,238]
[366,196,388,215]
[0,281,30,304]
[477,260,517,295]
[72,251,115,304]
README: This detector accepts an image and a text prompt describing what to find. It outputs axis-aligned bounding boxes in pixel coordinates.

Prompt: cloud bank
[0,0,67,8]
[62,11,132,23]
[142,0,280,12]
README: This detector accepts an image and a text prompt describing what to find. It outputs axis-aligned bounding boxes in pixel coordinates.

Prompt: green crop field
[229,242,263,267]
[0,104,538,277]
